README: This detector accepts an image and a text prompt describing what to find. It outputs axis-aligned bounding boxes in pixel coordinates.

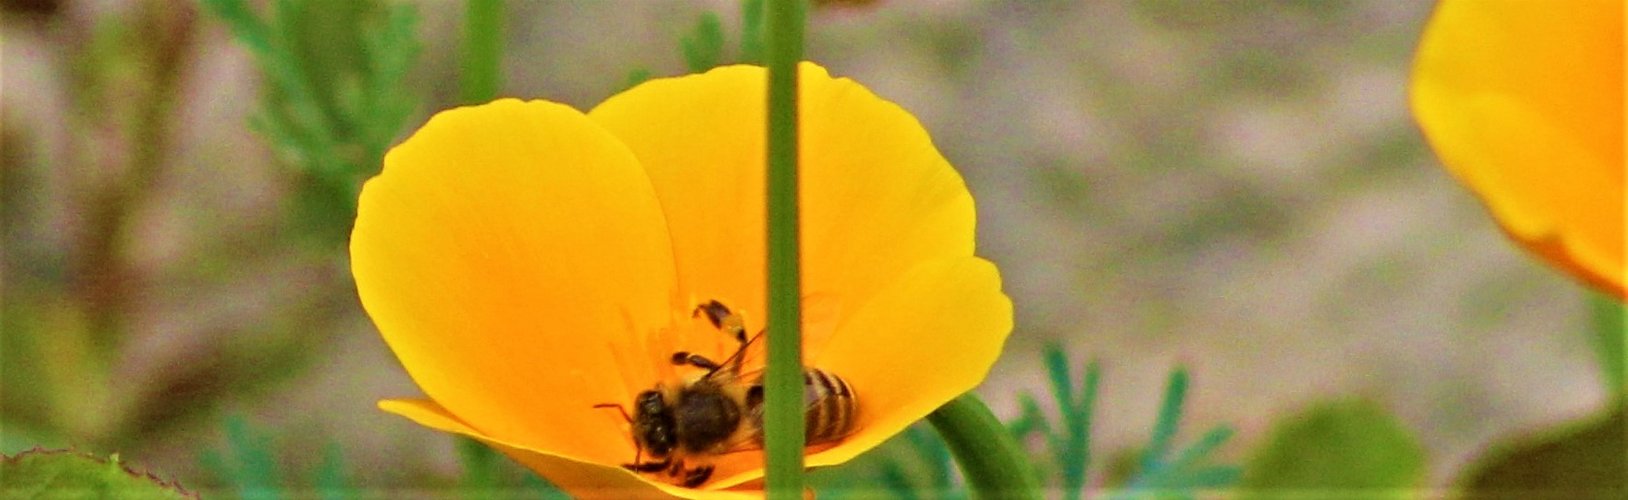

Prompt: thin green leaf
[1162,425,1234,474]
[358,2,421,175]
[1141,367,1189,472]
[1043,343,1076,415]
[1128,426,1236,491]
[740,0,765,63]
[1060,360,1100,500]
[204,0,339,172]
[680,12,727,72]
[270,0,347,140]
[1005,393,1050,440]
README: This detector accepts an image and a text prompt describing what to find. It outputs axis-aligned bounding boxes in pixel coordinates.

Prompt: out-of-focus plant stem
[62,0,198,444]
[929,394,1043,499]
[459,0,504,104]
[75,0,197,352]
[763,0,806,497]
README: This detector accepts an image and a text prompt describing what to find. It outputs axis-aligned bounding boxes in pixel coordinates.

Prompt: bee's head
[631,389,676,456]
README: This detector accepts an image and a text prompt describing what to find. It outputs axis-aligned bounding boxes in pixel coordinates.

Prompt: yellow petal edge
[1411,0,1625,297]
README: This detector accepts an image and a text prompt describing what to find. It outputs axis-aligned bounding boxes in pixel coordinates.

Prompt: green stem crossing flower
[763,0,807,497]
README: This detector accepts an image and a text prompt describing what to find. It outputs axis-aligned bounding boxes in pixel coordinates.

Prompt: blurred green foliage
[812,345,1238,498]
[1239,399,1426,498]
[1110,370,1241,497]
[1460,407,1626,498]
[1012,347,1102,496]
[5,0,425,489]
[1104,369,1241,498]
[199,418,568,499]
[0,449,191,499]
[629,0,765,83]
[458,0,505,104]
[202,0,420,247]
[680,12,726,73]
[1589,292,1625,397]
[199,416,280,499]
[1,1,209,455]
[455,438,569,500]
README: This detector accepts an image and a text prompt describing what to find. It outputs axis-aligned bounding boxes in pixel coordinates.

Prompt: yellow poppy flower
[350,63,1013,498]
[1411,0,1624,298]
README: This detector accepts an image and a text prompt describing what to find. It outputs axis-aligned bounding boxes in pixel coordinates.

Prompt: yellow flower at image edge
[1411,0,1625,298]
[349,63,1012,498]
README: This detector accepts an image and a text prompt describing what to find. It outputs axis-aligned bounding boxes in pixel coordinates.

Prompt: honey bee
[594,300,858,487]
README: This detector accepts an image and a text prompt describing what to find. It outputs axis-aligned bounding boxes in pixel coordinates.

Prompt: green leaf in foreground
[0,449,193,499]
[1460,407,1626,498]
[1239,399,1425,498]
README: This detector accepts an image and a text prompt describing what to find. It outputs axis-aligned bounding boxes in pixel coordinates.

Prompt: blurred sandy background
[1,0,1608,491]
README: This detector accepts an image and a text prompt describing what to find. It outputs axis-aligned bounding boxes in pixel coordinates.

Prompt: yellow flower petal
[1412,0,1625,297]
[588,63,977,359]
[352,99,678,466]
[380,399,763,500]
[805,257,1012,468]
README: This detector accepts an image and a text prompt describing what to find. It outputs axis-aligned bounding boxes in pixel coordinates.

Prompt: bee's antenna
[592,403,633,423]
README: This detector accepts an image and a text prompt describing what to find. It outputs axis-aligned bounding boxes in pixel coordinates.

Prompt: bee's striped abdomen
[802,368,857,445]
[747,368,859,447]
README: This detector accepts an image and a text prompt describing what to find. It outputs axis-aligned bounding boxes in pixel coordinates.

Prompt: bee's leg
[681,464,715,488]
[692,300,732,329]
[623,457,670,473]
[693,300,747,343]
[670,351,722,371]
[596,404,649,470]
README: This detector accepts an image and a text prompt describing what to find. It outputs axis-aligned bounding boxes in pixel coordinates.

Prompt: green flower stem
[459,0,504,104]
[929,394,1044,500]
[763,0,806,497]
